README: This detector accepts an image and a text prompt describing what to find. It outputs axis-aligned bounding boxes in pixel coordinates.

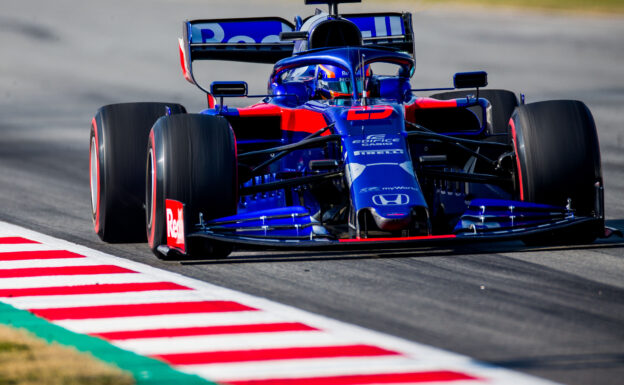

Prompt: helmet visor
[320,79,352,94]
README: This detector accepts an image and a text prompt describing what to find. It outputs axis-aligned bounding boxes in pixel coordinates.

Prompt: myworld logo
[372,194,410,206]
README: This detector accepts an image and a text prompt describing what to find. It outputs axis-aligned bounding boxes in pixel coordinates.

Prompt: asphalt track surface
[1,1,623,384]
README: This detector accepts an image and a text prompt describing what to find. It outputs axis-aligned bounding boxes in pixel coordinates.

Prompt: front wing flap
[186,215,603,250]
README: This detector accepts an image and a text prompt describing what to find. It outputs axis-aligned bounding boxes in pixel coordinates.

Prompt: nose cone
[369,208,412,231]
[358,206,430,236]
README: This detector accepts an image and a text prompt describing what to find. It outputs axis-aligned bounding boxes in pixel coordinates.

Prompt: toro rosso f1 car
[90,0,613,259]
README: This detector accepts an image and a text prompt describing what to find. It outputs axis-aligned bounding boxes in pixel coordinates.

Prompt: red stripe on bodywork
[94,322,318,341]
[339,234,456,243]
[510,118,524,201]
[0,265,135,278]
[411,97,458,109]
[237,103,282,117]
[30,301,257,320]
[283,108,329,134]
[0,282,190,298]
[178,38,192,83]
[154,344,400,365]
[225,371,480,385]
[0,237,39,244]
[0,250,85,261]
[207,93,215,109]
[404,97,460,127]
[237,104,329,135]
[347,106,393,121]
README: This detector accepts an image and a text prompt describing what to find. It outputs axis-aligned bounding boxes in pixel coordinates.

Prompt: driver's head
[315,64,352,99]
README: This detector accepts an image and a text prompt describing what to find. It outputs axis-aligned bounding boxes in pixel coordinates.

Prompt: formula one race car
[90,0,611,259]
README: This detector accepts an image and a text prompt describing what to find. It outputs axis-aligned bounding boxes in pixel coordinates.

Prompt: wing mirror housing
[279,31,309,41]
[210,81,248,97]
[210,81,248,113]
[453,71,488,89]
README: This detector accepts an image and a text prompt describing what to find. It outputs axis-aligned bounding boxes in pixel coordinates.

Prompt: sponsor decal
[318,64,349,78]
[352,134,400,147]
[348,15,406,38]
[372,194,410,206]
[361,186,419,194]
[354,149,404,156]
[359,186,381,194]
[165,199,186,252]
[382,186,419,192]
[347,163,367,185]
[347,106,393,121]
[193,20,292,44]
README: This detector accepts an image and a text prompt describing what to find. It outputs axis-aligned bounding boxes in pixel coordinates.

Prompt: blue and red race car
[89,0,611,259]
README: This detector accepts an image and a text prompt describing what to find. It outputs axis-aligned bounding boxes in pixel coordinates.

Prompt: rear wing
[179,17,296,87]
[343,13,414,55]
[179,13,415,88]
[181,18,295,64]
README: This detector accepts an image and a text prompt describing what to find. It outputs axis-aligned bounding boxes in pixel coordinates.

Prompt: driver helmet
[315,64,372,99]
[316,64,352,99]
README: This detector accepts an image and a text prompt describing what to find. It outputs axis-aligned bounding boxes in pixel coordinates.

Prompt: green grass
[0,302,215,385]
[0,325,135,385]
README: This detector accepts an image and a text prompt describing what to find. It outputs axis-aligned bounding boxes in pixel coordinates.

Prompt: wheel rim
[146,148,154,229]
[89,136,98,216]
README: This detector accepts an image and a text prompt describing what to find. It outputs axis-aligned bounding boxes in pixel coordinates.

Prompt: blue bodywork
[171,2,604,249]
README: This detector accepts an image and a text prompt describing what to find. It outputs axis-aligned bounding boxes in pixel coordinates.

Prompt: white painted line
[4,290,207,310]
[0,274,161,289]
[182,357,441,382]
[56,311,290,334]
[0,221,561,385]
[0,258,111,269]
[0,244,63,253]
[114,331,356,355]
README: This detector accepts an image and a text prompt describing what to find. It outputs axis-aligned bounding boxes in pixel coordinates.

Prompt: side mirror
[453,71,488,89]
[279,31,309,41]
[210,81,248,97]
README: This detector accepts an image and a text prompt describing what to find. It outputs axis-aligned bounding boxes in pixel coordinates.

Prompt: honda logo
[372,194,410,206]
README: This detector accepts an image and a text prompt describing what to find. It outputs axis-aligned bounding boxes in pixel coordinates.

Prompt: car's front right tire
[90,102,186,243]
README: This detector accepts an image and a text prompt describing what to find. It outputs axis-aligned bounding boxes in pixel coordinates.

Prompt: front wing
[190,216,600,248]
[157,197,609,258]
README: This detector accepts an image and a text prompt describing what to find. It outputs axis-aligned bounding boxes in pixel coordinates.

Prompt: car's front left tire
[511,100,603,244]
[146,113,237,259]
